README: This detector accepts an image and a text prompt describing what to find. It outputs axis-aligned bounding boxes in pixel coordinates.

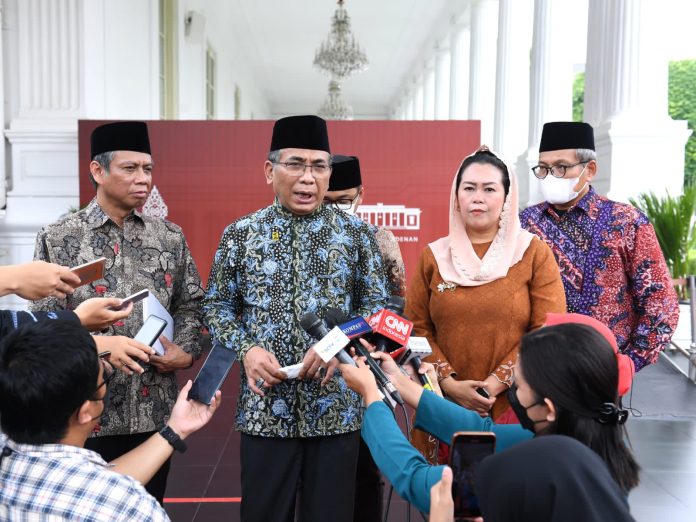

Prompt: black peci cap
[269,115,330,153]
[90,121,151,158]
[328,155,361,191]
[539,121,595,152]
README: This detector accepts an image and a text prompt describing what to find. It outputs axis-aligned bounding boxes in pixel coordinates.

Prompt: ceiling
[221,0,468,117]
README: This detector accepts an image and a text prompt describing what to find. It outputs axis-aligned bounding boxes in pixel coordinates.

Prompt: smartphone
[188,340,237,405]
[70,257,106,286]
[112,289,150,311]
[475,387,490,399]
[449,431,496,519]
[133,314,168,354]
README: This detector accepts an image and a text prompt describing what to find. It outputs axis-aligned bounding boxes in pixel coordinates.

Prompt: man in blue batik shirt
[203,115,388,522]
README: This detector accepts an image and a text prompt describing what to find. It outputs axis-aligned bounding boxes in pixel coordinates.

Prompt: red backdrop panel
[78,120,480,286]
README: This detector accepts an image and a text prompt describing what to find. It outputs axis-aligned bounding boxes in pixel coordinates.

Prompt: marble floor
[165,350,696,522]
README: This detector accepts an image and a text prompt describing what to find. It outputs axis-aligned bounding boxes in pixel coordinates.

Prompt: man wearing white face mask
[323,154,406,522]
[520,121,679,373]
[324,155,406,297]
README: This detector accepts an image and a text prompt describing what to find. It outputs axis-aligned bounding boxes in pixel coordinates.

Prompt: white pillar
[405,89,415,120]
[468,0,499,145]
[516,0,580,207]
[423,62,436,120]
[414,79,424,120]
[584,0,691,200]
[449,24,470,120]
[434,44,450,120]
[493,0,533,159]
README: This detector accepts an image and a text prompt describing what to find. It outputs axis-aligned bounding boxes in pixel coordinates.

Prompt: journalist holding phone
[339,313,637,520]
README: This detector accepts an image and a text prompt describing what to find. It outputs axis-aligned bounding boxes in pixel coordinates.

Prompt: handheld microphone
[324,308,404,406]
[299,313,355,367]
[367,296,413,353]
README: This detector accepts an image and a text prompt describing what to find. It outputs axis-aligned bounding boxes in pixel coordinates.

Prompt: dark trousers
[240,431,360,522]
[84,431,172,504]
[353,437,384,522]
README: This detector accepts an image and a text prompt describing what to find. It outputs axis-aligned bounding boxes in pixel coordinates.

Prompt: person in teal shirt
[340,314,639,514]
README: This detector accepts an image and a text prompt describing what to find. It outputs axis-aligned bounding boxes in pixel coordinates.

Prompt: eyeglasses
[531,161,589,179]
[91,351,115,400]
[327,192,360,211]
[273,161,332,178]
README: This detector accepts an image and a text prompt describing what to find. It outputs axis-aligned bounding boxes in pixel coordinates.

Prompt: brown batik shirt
[31,198,204,437]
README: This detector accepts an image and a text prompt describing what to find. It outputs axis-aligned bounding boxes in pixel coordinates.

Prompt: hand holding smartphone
[133,314,168,355]
[449,431,496,519]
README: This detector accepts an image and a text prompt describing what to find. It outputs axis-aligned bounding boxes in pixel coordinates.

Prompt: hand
[149,335,193,373]
[94,335,155,375]
[364,348,402,378]
[422,363,444,397]
[429,466,454,522]
[243,346,286,396]
[167,379,221,439]
[4,261,81,300]
[74,298,132,331]
[440,378,496,416]
[339,359,382,405]
[298,348,338,385]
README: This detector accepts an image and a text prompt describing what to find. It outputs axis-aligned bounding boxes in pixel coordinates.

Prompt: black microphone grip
[299,313,356,367]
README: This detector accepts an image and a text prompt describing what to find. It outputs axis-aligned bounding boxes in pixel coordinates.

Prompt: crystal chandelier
[313,0,369,79]
[318,80,353,120]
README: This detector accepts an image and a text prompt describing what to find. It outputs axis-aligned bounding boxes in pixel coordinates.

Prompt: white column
[449,24,470,119]
[516,0,580,207]
[584,0,691,200]
[423,61,436,120]
[405,89,415,120]
[434,44,450,120]
[493,0,533,159]
[0,2,6,212]
[414,79,424,120]
[468,0,499,145]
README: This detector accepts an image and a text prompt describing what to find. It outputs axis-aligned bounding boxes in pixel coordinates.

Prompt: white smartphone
[112,289,149,311]
[134,314,168,355]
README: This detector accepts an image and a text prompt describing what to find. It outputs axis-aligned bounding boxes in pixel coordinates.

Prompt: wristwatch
[159,425,187,453]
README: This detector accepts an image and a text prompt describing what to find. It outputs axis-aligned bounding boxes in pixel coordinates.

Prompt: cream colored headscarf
[429,146,535,287]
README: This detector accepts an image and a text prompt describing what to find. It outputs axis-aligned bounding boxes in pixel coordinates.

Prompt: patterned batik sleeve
[353,226,389,318]
[626,222,680,371]
[29,227,68,313]
[375,228,407,297]
[170,233,205,359]
[202,225,258,361]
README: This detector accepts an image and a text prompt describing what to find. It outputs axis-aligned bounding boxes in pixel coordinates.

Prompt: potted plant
[630,186,696,345]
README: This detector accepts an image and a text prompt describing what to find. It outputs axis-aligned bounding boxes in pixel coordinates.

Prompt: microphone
[299,313,355,367]
[367,296,413,353]
[324,308,404,406]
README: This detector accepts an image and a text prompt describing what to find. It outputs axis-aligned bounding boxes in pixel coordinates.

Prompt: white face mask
[342,203,358,215]
[541,166,587,205]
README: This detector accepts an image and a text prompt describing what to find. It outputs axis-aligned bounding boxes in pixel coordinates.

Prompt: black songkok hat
[270,115,330,153]
[328,155,362,191]
[539,121,595,152]
[91,121,151,158]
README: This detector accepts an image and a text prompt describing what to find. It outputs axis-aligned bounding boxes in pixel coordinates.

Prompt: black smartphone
[449,431,496,519]
[475,387,490,399]
[188,340,237,405]
[133,315,168,354]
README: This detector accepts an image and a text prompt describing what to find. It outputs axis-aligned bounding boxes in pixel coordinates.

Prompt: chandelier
[314,0,368,120]
[318,80,353,120]
[313,0,368,79]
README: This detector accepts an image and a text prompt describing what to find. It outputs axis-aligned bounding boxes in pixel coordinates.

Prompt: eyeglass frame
[272,161,332,178]
[91,351,115,401]
[327,188,362,211]
[531,161,589,180]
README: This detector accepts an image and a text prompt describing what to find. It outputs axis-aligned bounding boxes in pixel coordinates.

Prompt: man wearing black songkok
[204,115,388,521]
[31,121,204,503]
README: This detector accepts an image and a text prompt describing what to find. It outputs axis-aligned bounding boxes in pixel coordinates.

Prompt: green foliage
[572,72,585,122]
[668,60,696,187]
[630,185,696,299]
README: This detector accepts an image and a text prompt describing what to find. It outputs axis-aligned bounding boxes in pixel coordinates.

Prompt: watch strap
[159,425,187,453]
